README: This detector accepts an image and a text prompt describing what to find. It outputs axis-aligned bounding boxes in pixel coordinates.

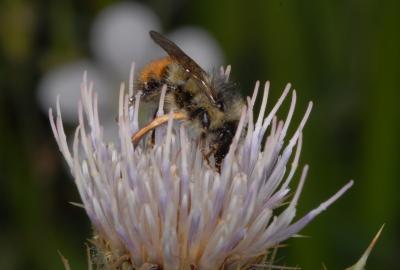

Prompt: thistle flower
[49,66,353,270]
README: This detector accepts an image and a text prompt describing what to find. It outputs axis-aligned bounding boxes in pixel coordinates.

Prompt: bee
[131,31,244,169]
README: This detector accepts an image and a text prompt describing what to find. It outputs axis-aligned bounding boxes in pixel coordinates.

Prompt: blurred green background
[1,0,399,269]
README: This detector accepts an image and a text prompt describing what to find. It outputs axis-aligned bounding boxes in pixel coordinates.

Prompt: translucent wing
[149,30,217,104]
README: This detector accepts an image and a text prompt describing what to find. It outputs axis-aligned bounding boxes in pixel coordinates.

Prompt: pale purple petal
[49,65,353,269]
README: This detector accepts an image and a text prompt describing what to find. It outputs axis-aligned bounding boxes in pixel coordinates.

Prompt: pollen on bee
[139,57,173,82]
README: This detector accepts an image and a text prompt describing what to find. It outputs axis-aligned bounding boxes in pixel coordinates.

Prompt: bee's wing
[149,31,217,104]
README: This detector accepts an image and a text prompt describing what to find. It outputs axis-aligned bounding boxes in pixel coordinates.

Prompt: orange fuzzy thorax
[139,57,173,82]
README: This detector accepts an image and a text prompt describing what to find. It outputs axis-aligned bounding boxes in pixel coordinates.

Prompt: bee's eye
[216,101,224,111]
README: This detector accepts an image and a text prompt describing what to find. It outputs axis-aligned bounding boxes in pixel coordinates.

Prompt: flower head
[49,66,353,270]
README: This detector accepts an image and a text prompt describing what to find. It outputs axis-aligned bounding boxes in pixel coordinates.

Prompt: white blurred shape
[38,60,112,123]
[91,2,161,77]
[167,27,224,71]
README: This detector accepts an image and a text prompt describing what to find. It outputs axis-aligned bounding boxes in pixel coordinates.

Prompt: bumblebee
[131,31,244,168]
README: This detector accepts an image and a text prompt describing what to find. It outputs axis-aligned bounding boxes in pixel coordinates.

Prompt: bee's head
[210,73,245,122]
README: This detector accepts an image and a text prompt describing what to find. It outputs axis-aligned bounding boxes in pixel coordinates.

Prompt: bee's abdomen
[138,57,172,102]
[139,57,172,82]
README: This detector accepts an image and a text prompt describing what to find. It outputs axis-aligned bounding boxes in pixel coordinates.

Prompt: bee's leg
[131,112,188,146]
[128,95,135,107]
[202,141,218,166]
[214,143,231,174]
[192,109,213,165]
[150,130,156,146]
[128,89,145,107]
[115,94,140,123]
[150,109,158,146]
[200,133,209,164]
[215,161,222,174]
[211,146,222,173]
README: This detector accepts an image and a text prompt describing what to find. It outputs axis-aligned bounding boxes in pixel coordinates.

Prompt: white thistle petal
[50,66,352,269]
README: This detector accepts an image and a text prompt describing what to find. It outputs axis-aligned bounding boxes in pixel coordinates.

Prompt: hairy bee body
[134,32,244,166]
